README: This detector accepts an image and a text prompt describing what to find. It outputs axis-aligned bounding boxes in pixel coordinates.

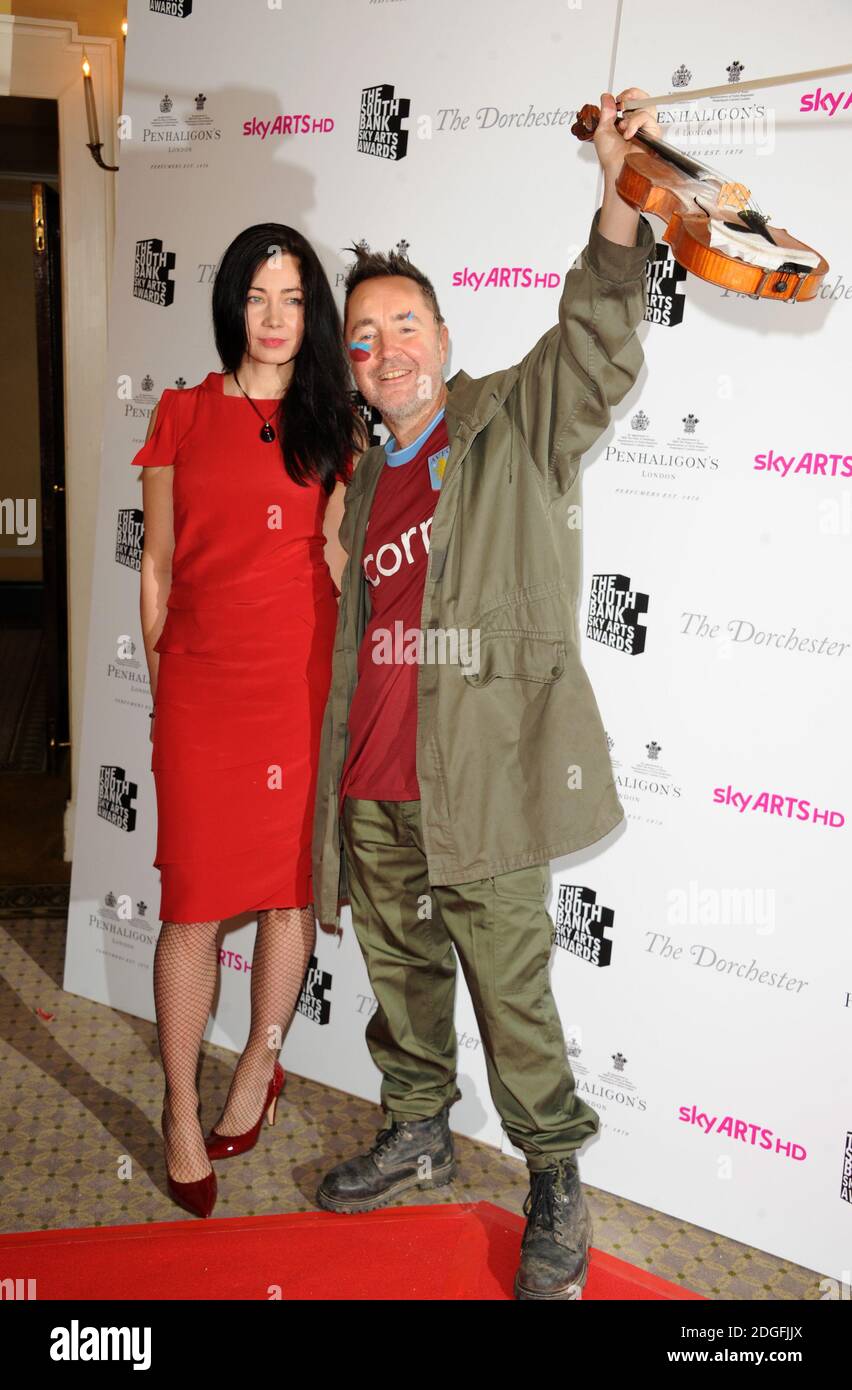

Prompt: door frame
[1,16,119,856]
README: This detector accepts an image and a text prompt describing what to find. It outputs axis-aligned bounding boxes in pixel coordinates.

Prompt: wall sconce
[82,53,119,171]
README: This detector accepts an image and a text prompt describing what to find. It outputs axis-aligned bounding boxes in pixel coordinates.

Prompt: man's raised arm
[511,87,661,502]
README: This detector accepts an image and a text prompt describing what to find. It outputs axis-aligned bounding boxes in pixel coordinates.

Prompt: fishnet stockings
[153,908,316,1181]
[154,920,220,1183]
[213,906,315,1135]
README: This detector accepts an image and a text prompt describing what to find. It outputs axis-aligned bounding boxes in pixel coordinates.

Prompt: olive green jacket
[312,206,655,927]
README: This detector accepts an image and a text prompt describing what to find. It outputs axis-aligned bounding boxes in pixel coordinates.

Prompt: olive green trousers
[341,796,600,1171]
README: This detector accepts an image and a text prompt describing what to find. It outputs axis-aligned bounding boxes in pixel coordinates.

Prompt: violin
[571,76,839,303]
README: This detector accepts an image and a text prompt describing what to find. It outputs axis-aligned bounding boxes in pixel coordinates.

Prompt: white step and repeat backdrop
[64,0,852,1280]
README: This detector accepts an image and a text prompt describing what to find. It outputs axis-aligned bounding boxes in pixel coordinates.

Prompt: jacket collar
[444,361,520,433]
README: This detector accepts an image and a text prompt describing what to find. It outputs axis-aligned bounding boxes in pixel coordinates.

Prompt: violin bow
[617,63,852,111]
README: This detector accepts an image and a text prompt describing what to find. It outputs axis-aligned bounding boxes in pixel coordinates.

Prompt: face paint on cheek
[348,340,371,363]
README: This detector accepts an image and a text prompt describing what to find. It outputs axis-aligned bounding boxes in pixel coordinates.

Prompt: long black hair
[212,223,366,492]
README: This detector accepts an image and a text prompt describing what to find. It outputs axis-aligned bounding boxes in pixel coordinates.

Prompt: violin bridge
[717,181,751,212]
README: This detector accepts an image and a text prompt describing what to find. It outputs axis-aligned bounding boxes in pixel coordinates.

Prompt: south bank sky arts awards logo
[149,0,192,17]
[554,884,614,967]
[97,766,138,833]
[296,956,332,1025]
[115,509,143,572]
[587,574,649,654]
[133,238,176,308]
[358,83,410,159]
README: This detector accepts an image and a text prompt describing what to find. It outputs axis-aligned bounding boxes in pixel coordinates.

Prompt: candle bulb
[82,56,99,147]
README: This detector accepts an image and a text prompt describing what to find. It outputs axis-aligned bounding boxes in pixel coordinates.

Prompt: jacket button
[551,666,560,675]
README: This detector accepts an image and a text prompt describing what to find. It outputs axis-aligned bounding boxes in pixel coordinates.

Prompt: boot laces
[523,1158,576,1231]
[371,1123,404,1157]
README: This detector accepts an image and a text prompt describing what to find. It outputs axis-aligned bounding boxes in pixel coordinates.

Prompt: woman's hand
[149,710,156,745]
[593,87,661,182]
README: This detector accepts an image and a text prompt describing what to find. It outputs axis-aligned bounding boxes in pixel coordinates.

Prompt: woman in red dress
[133,224,365,1217]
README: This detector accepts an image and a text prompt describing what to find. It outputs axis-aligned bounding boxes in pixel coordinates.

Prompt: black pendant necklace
[233,371,283,443]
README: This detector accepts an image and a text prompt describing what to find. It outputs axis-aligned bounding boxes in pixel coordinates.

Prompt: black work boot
[315,1107,456,1213]
[514,1154,593,1300]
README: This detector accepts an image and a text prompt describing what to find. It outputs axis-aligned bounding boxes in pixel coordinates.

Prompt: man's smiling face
[345,275,449,428]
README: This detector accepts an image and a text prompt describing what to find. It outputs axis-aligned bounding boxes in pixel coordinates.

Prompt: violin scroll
[571,103,608,142]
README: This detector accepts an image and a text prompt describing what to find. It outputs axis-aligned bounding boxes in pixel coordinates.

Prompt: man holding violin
[312,88,662,1300]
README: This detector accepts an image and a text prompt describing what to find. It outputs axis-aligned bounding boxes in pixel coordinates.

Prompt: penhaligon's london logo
[142,90,221,147]
[107,635,150,700]
[132,374,159,408]
[126,375,186,427]
[90,891,156,943]
[608,734,683,813]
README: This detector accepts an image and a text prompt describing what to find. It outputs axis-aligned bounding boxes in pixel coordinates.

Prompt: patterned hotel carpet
[0,920,827,1300]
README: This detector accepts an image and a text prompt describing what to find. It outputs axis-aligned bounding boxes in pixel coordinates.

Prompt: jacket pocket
[462,632,565,687]
[492,862,550,902]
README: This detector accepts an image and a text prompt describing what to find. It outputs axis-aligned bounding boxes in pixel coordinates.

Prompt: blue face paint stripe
[384,407,446,466]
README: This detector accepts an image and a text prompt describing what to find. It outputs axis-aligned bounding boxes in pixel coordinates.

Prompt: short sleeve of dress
[131,389,180,468]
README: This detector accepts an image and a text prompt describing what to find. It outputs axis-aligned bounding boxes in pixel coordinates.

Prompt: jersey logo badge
[427,446,449,491]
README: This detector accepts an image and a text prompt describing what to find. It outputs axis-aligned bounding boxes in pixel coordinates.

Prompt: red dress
[131,370,343,922]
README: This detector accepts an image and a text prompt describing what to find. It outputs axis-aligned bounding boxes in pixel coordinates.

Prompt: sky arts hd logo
[358,84,410,160]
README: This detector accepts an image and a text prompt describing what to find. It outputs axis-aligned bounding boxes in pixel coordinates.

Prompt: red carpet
[0,1202,703,1300]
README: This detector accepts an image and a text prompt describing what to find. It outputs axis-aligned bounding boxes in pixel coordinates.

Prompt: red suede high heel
[162,1107,218,1218]
[205,1060,285,1160]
